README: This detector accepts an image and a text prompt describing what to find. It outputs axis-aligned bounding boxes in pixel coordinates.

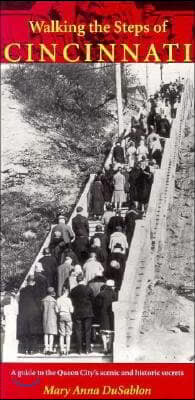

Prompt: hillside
[1,67,118,291]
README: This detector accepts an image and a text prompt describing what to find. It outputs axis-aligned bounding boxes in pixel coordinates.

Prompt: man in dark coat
[72,206,89,264]
[107,210,125,237]
[159,115,171,138]
[125,205,142,246]
[70,273,94,354]
[95,280,117,354]
[17,275,43,354]
[39,248,58,287]
[112,142,125,164]
[34,263,48,300]
[101,168,114,204]
[90,225,108,266]
[90,175,105,218]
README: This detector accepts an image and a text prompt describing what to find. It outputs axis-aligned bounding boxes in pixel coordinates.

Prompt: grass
[1,191,58,291]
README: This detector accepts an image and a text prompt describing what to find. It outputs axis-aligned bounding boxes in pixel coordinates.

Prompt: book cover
[0,1,194,399]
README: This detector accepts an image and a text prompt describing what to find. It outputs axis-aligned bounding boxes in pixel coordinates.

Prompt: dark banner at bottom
[0,363,194,399]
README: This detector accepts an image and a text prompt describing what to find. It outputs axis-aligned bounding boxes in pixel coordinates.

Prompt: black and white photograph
[1,62,194,363]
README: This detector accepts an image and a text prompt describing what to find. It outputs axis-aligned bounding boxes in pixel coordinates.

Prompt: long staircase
[2,78,192,363]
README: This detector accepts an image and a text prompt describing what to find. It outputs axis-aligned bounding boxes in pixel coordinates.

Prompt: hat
[27,274,35,283]
[47,287,56,296]
[110,260,120,270]
[43,247,51,255]
[76,206,83,213]
[58,215,65,221]
[74,264,82,275]
[93,237,101,247]
[95,224,103,232]
[65,256,72,264]
[106,279,115,287]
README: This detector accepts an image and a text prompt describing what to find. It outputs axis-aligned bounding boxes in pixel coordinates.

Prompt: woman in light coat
[41,287,58,354]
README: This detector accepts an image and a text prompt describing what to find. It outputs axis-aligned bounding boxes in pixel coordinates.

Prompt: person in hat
[126,140,137,169]
[112,166,126,210]
[70,273,94,354]
[146,126,159,157]
[100,167,114,205]
[137,138,148,162]
[95,280,117,354]
[150,136,162,167]
[125,204,142,247]
[34,262,49,301]
[107,209,125,237]
[89,236,107,270]
[90,224,108,267]
[72,206,89,264]
[50,215,74,250]
[112,141,125,165]
[17,274,43,354]
[90,174,105,219]
[56,286,74,355]
[41,287,58,355]
[83,251,104,284]
[39,248,58,288]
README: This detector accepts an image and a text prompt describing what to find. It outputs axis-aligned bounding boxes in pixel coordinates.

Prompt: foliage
[6,64,137,130]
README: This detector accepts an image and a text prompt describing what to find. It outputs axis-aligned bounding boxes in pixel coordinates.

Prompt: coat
[70,284,94,319]
[83,258,104,283]
[72,214,89,262]
[39,255,58,287]
[41,295,58,335]
[34,272,48,300]
[50,222,74,246]
[17,285,43,338]
[112,145,125,164]
[101,172,114,202]
[158,117,171,138]
[107,215,125,236]
[90,180,105,216]
[129,166,153,204]
[57,262,72,297]
[72,214,89,237]
[91,232,108,255]
[95,286,117,330]
[125,209,141,245]
[88,276,106,297]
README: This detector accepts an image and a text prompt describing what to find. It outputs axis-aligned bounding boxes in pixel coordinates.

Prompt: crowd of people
[17,78,183,357]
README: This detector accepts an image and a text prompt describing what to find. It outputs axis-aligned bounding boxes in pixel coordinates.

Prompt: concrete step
[17,352,112,363]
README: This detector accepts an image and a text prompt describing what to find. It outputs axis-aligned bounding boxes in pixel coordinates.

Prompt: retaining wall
[113,78,193,362]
